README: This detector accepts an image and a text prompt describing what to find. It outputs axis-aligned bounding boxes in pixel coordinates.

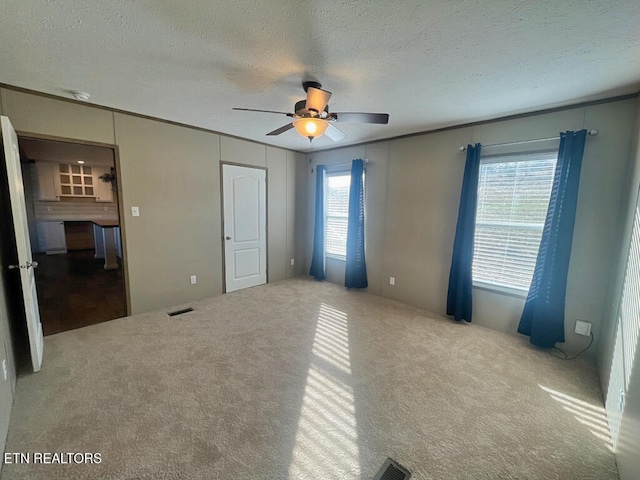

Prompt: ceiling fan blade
[233,107,293,116]
[266,123,294,136]
[329,112,389,124]
[306,87,332,114]
[324,124,347,142]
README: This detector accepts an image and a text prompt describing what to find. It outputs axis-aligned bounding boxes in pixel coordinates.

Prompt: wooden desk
[92,220,121,270]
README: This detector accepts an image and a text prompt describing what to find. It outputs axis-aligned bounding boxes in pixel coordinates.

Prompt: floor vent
[373,458,411,480]
[167,307,194,317]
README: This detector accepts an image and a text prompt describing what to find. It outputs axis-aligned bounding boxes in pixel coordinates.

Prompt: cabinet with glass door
[59,164,95,198]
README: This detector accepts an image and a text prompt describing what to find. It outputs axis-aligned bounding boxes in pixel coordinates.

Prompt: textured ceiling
[1,1,639,152]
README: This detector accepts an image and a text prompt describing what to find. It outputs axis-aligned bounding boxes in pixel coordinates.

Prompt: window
[620,194,640,391]
[326,172,351,259]
[473,151,557,293]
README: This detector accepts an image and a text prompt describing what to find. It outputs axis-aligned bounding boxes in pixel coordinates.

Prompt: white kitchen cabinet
[36,161,113,202]
[35,161,61,201]
[37,221,67,254]
[93,166,114,203]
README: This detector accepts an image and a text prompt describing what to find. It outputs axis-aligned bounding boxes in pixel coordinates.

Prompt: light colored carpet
[2,278,618,479]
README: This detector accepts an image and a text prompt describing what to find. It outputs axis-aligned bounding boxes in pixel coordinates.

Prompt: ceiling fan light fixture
[293,118,329,140]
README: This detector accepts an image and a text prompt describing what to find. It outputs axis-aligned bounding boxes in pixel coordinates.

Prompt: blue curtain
[518,130,587,347]
[447,144,482,322]
[309,165,326,280]
[345,159,368,288]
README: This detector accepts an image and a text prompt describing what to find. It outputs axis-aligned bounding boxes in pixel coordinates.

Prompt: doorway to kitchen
[18,136,126,335]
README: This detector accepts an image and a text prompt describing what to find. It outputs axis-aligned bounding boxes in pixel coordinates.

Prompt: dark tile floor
[33,250,126,336]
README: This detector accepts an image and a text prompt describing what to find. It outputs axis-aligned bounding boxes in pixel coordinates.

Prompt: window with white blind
[472,151,557,293]
[620,195,640,391]
[326,173,351,259]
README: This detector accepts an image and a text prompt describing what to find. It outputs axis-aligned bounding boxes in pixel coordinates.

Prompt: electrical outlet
[131,206,140,217]
[47,206,52,212]
[190,275,197,285]
[389,277,395,286]
[574,319,592,337]
[618,389,625,411]
[103,206,109,211]
[290,258,295,266]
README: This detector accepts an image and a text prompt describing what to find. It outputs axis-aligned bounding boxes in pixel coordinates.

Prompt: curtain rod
[322,158,369,168]
[311,158,368,173]
[458,129,599,152]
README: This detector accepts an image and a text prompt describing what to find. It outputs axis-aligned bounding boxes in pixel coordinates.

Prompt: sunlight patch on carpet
[539,384,613,451]
[288,303,359,479]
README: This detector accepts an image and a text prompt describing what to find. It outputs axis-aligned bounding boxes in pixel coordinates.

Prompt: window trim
[473,280,529,299]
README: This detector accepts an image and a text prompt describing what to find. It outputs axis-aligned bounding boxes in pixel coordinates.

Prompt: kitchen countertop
[40,218,119,224]
[91,220,119,228]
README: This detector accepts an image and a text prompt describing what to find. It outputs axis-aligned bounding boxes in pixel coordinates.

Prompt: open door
[1,116,43,372]
[222,164,267,293]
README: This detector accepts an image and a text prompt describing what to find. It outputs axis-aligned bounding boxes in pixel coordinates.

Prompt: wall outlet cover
[389,277,395,286]
[190,275,197,285]
[574,319,592,337]
[290,258,295,266]
[131,206,140,217]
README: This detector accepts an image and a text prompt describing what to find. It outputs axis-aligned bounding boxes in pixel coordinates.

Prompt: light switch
[131,206,140,217]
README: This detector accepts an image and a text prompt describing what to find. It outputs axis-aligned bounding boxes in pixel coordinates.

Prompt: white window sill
[326,254,346,262]
[473,280,529,299]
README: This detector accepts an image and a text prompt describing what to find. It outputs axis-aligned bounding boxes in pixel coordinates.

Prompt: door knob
[8,261,38,269]
[225,236,232,240]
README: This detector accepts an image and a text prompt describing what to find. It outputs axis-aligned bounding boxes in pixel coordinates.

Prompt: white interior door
[222,164,267,293]
[1,116,43,372]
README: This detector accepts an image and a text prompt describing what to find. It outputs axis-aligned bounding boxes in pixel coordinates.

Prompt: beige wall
[383,128,473,311]
[267,148,307,280]
[293,151,307,277]
[597,97,640,480]
[0,86,306,323]
[114,114,223,313]
[597,99,640,390]
[308,98,638,354]
[1,90,114,144]
[267,147,288,282]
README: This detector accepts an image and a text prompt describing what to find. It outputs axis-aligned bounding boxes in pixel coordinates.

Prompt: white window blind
[606,193,640,448]
[473,152,557,291]
[326,173,351,258]
[620,198,640,390]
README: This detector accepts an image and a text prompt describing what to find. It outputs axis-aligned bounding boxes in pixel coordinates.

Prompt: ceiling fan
[233,81,389,142]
